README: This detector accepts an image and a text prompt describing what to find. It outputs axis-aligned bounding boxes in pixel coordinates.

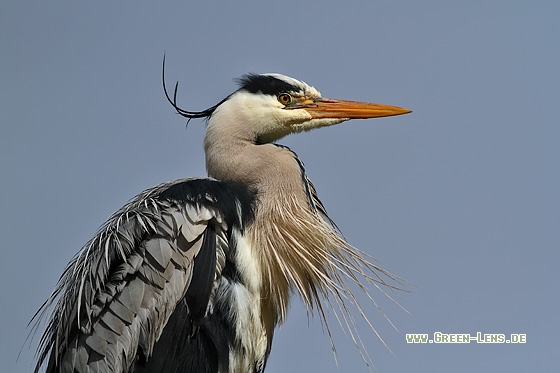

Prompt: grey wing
[32,178,235,373]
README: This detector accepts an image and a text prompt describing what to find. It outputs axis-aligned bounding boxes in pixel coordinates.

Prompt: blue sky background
[2,2,558,372]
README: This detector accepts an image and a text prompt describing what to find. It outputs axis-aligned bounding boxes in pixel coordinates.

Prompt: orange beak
[299,98,411,119]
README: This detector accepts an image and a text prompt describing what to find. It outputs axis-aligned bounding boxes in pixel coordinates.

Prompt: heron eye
[278,93,293,106]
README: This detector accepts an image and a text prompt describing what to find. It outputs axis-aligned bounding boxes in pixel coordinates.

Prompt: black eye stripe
[235,74,300,96]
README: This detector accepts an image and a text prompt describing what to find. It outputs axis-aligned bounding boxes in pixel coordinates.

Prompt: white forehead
[261,73,322,97]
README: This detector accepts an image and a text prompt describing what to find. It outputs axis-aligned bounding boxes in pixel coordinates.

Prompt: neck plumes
[204,105,344,317]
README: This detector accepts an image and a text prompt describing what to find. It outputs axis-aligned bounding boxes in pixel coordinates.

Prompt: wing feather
[32,178,255,373]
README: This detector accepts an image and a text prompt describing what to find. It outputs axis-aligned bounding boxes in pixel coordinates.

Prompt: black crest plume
[162,55,227,119]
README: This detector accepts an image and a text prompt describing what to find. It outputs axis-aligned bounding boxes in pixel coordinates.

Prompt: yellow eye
[278,93,293,106]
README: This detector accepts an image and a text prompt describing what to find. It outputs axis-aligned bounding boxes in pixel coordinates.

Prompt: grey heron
[31,64,411,373]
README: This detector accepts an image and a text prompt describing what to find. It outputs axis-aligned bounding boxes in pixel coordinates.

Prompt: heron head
[209,73,411,143]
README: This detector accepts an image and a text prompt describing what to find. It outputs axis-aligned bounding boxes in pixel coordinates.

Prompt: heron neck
[204,118,344,331]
